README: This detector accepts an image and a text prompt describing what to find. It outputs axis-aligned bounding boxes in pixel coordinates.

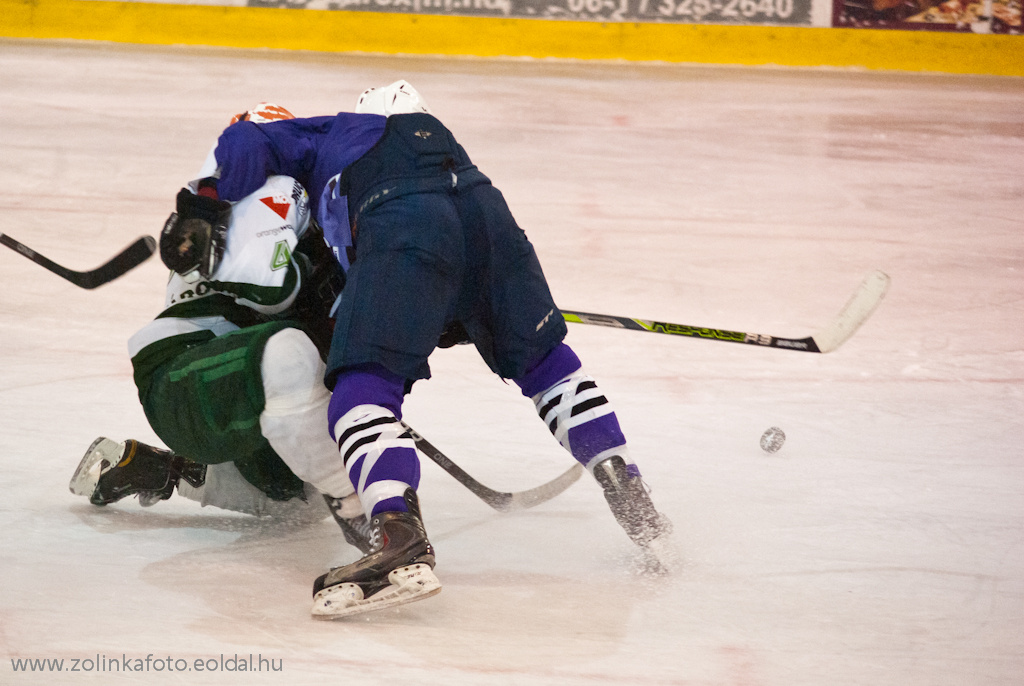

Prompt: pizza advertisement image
[832,0,1021,32]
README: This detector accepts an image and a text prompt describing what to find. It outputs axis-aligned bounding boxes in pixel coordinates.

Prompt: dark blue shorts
[326,178,567,385]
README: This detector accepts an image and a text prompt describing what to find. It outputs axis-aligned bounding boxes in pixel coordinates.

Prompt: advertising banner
[250,0,814,25]
[832,0,1021,32]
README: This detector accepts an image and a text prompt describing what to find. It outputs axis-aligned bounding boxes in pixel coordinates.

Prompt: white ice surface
[1,40,1022,685]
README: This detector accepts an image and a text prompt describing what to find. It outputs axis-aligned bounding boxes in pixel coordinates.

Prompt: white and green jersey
[129,175,311,379]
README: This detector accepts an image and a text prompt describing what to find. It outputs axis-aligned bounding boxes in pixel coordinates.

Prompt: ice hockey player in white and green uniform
[70,104,371,552]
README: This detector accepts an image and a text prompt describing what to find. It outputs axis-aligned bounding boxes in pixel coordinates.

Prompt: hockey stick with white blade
[401,422,585,513]
[562,269,890,354]
[0,233,157,289]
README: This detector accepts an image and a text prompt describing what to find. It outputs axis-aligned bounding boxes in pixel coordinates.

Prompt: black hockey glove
[159,188,231,280]
[291,221,346,358]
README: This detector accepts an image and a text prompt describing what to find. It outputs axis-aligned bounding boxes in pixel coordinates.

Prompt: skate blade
[311,563,442,619]
[68,437,124,497]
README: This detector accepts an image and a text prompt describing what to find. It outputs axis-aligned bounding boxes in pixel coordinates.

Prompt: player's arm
[212,119,319,202]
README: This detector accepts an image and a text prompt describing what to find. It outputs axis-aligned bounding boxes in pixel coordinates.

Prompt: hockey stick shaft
[401,422,584,513]
[0,233,157,289]
[563,270,890,354]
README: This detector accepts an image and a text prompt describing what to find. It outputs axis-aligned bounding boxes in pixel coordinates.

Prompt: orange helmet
[229,102,296,125]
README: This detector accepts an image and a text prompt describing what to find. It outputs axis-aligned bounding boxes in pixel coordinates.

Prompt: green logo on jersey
[271,241,292,271]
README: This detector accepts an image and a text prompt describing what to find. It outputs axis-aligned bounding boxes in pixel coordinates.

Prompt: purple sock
[514,343,582,398]
[329,364,407,440]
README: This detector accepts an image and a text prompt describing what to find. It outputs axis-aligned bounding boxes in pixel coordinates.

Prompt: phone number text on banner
[250,0,813,25]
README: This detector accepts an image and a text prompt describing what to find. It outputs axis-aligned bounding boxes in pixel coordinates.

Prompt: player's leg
[134,321,306,499]
[88,322,334,523]
[516,344,629,471]
[459,182,671,550]
[313,195,459,617]
[179,462,329,522]
[258,327,368,544]
[70,435,334,522]
[514,343,672,548]
[311,364,439,617]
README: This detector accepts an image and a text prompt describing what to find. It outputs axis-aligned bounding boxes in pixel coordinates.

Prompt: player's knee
[514,343,583,398]
[262,328,326,406]
[328,365,406,432]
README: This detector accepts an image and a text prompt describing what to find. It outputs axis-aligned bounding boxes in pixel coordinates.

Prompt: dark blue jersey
[213,113,387,271]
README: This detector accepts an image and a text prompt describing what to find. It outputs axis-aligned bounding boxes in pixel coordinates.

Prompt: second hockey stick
[563,269,890,354]
[1,232,157,289]
[401,422,584,513]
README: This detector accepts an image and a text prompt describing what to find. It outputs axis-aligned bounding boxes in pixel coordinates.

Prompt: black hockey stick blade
[0,233,157,289]
[563,270,890,354]
[401,422,584,513]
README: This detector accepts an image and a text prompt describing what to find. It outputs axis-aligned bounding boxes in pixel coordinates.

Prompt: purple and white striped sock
[516,344,637,475]
[329,365,420,518]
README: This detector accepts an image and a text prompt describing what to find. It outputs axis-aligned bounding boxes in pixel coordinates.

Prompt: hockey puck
[760,427,786,454]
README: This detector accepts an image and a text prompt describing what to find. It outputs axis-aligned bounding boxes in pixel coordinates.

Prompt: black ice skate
[69,437,206,507]
[323,494,373,554]
[312,489,440,619]
[594,456,675,571]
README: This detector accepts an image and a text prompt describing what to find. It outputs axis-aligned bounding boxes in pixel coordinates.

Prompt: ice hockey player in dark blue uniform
[168,81,672,618]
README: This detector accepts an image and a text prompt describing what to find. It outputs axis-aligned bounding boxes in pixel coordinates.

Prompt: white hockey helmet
[229,102,296,125]
[355,80,432,117]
